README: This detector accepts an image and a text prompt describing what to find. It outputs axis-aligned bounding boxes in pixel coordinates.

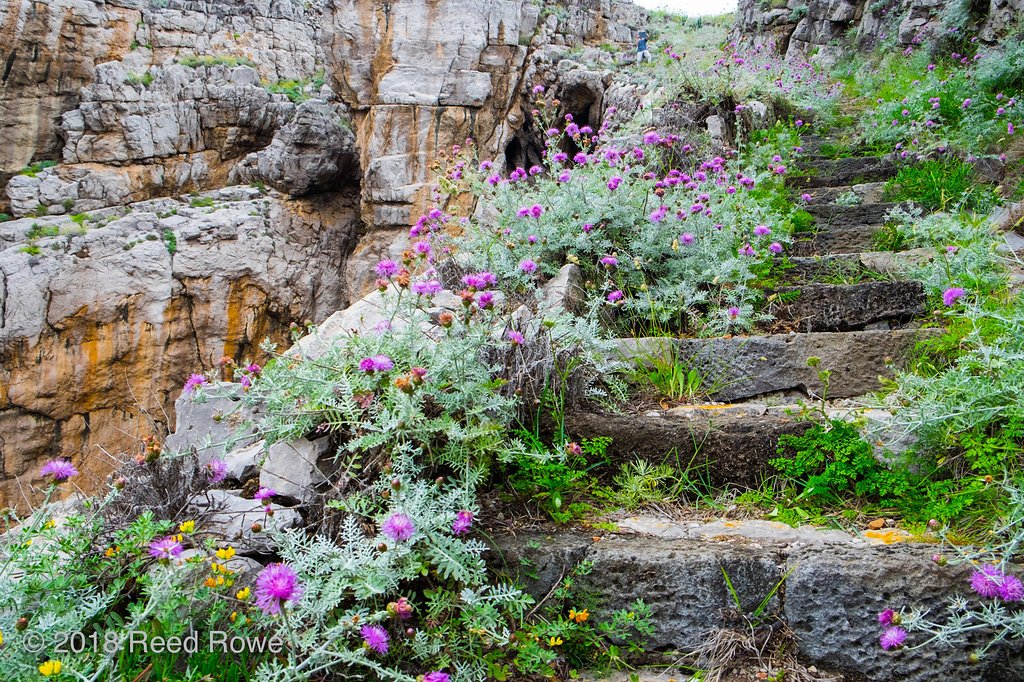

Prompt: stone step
[491,524,1009,682]
[791,223,881,255]
[615,328,938,402]
[787,156,898,189]
[769,281,926,332]
[803,181,887,204]
[568,406,810,488]
[806,201,902,226]
[782,249,938,283]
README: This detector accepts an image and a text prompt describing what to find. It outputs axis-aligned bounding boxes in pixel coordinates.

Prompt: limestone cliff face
[0,187,359,507]
[734,0,1024,62]
[0,0,643,508]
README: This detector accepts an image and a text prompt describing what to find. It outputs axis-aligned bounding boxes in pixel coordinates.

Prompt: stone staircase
[489,148,1023,681]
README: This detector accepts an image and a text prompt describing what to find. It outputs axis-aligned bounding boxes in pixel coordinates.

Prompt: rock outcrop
[734,0,1024,62]
[0,186,359,508]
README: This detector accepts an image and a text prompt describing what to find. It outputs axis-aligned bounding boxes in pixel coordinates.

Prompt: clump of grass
[189,196,215,208]
[883,158,999,212]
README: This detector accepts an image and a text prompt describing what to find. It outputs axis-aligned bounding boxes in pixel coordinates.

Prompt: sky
[631,0,738,16]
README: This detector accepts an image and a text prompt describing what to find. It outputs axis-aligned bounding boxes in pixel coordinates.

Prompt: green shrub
[189,196,215,208]
[18,160,57,177]
[177,55,256,69]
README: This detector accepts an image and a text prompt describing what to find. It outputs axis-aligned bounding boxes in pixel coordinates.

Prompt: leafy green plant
[177,55,256,68]
[190,196,215,208]
[18,160,57,177]
[163,229,177,254]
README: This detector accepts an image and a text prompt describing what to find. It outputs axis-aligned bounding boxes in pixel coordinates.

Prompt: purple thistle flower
[558,170,572,182]
[381,513,415,542]
[880,627,907,650]
[424,673,450,682]
[532,84,545,94]
[361,624,389,655]
[530,204,544,218]
[206,459,228,485]
[739,244,756,257]
[754,224,771,237]
[680,232,695,245]
[519,259,538,274]
[553,152,569,163]
[769,242,783,254]
[942,287,966,306]
[412,280,443,296]
[359,354,395,372]
[972,565,1007,598]
[573,152,589,165]
[878,609,896,627]
[643,131,662,145]
[375,260,399,278]
[528,165,543,176]
[600,256,618,268]
[149,535,183,562]
[183,373,207,394]
[413,240,432,255]
[607,176,622,190]
[452,510,474,536]
[40,459,78,482]
[253,486,276,504]
[463,271,497,290]
[254,563,304,615]
[607,290,624,303]
[801,193,812,203]
[477,291,494,309]
[727,307,740,318]
[507,330,525,345]
[649,205,668,223]
[1000,574,1024,602]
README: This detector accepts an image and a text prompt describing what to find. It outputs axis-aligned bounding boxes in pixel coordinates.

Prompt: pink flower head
[255,563,303,615]
[254,486,276,504]
[381,513,415,542]
[507,330,525,345]
[754,224,771,237]
[607,176,622,190]
[680,232,695,245]
[424,673,450,682]
[462,271,497,290]
[519,259,538,274]
[361,625,389,655]
[558,170,572,182]
[607,290,624,303]
[769,242,783,254]
[739,244,755,257]
[942,287,966,306]
[727,307,740,319]
[643,131,662,145]
[183,373,207,394]
[532,84,545,94]
[880,627,907,650]
[359,354,395,372]
[388,596,414,620]
[149,535,183,562]
[206,459,228,484]
[1000,574,1024,602]
[878,609,896,627]
[600,256,618,268]
[412,280,443,296]
[375,260,399,278]
[40,459,78,482]
[972,564,1010,599]
[452,510,474,536]
[477,291,494,309]
[801,193,812,203]
[649,205,668,223]
[413,240,432,256]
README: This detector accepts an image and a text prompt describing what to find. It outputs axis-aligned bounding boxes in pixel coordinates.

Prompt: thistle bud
[16,617,29,631]
[250,522,262,533]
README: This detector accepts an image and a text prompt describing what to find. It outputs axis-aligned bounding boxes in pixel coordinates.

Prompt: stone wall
[733,0,1024,63]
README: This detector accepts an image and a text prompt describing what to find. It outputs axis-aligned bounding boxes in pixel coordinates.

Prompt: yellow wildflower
[43,518,56,530]
[229,611,238,623]
[216,546,236,561]
[38,660,62,676]
[569,608,589,623]
[236,587,251,600]
[179,520,195,533]
[548,636,563,647]
[0,630,3,647]
[104,546,118,558]
[204,577,217,588]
